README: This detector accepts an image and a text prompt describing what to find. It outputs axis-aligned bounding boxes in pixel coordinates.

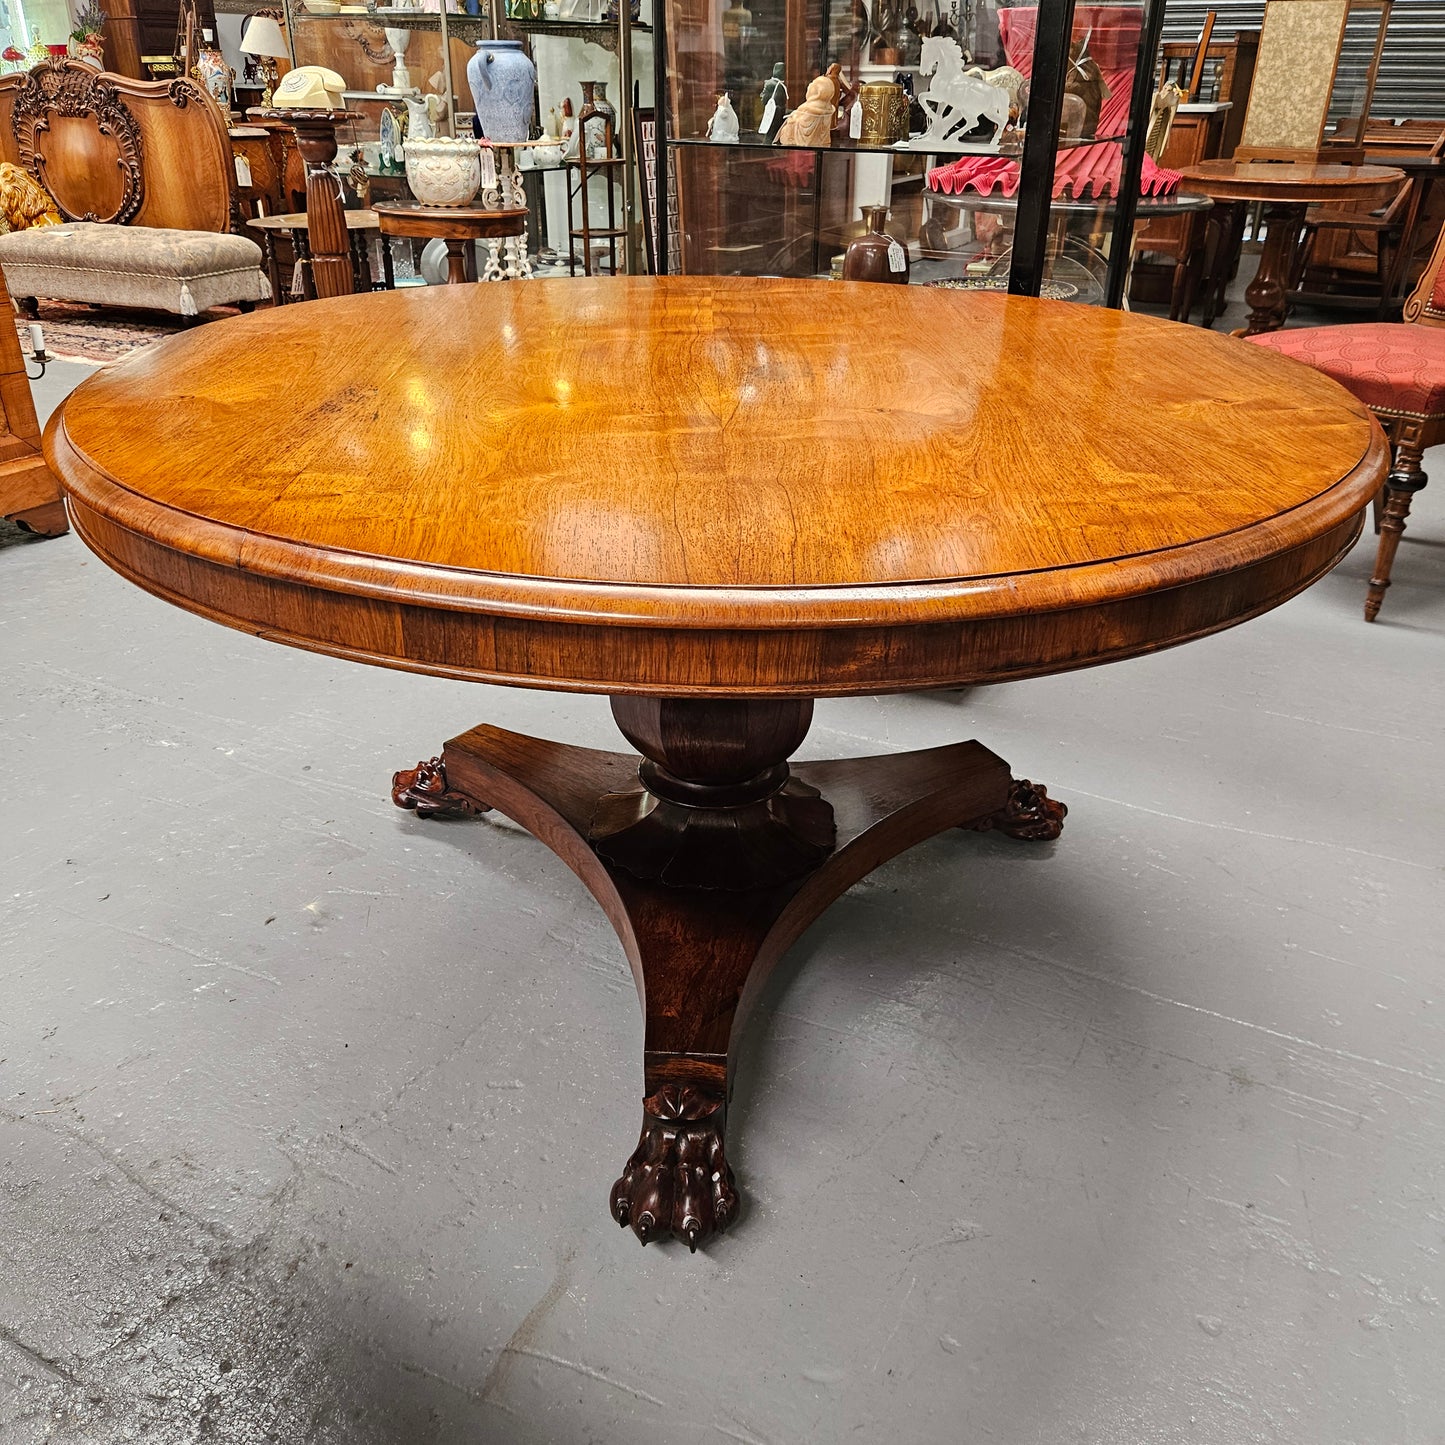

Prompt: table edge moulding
[45,276,1389,1253]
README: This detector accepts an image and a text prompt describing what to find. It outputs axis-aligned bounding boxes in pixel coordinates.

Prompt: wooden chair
[1249,220,1445,619]
[1293,123,1445,317]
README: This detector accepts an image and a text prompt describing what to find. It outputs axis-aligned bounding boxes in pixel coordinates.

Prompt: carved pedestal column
[259,109,361,302]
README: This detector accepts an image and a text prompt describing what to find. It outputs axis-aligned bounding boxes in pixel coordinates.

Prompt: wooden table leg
[392,697,1068,1252]
[281,110,356,302]
[1237,201,1306,336]
[444,239,469,285]
[1366,418,1430,622]
[260,232,285,307]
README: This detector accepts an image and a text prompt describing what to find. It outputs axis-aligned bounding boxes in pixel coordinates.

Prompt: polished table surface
[50,278,1384,695]
[47,277,1389,1252]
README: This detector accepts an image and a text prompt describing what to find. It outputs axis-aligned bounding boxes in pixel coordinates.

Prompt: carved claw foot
[391,757,488,820]
[610,1083,738,1251]
[968,777,1067,842]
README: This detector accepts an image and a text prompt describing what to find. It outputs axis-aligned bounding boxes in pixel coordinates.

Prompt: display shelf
[669,135,1008,158]
[292,10,490,24]
[283,0,484,137]
[504,16,649,39]
[665,132,1134,158]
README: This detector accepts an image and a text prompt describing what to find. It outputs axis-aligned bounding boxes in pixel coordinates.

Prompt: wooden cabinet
[0,266,65,538]
[1131,103,1232,313]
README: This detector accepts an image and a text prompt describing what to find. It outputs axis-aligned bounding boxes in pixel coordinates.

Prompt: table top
[370,201,529,238]
[47,277,1386,697]
[1363,152,1445,176]
[247,209,379,233]
[1177,160,1404,204]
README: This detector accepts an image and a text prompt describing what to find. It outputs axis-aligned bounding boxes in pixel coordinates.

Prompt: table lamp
[240,14,289,107]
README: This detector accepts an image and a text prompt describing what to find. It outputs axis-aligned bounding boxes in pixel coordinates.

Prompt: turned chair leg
[1366,434,1427,622]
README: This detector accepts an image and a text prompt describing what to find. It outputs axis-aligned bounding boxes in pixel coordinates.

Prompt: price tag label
[888,239,906,273]
[234,154,253,187]
[761,98,777,134]
[849,100,862,139]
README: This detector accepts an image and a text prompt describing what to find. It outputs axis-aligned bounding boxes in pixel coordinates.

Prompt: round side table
[246,209,389,303]
[371,202,529,284]
[1177,160,1403,335]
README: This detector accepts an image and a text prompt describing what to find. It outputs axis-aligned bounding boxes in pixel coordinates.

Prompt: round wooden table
[46,278,1387,1253]
[1177,160,1403,336]
[247,209,389,302]
[371,201,528,284]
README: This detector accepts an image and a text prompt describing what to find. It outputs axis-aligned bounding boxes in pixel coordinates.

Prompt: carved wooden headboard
[0,61,234,233]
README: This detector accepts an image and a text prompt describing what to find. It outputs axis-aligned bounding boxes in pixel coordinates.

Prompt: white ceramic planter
[404,137,482,208]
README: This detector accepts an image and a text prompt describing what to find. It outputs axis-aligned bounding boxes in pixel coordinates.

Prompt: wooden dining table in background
[45,278,1388,1254]
[1178,160,1404,335]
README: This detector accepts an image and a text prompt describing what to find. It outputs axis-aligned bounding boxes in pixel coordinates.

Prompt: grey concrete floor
[2,350,1444,1445]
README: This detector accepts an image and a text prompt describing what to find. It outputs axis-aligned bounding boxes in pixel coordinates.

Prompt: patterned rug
[10,301,243,366]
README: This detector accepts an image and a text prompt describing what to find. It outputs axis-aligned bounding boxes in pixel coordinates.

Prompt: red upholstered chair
[1249,220,1445,621]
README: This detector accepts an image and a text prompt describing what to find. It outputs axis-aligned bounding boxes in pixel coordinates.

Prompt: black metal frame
[1104,0,1170,307]
[1009,0,1077,298]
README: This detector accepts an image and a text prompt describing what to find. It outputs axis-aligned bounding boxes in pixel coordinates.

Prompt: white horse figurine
[906,35,1011,150]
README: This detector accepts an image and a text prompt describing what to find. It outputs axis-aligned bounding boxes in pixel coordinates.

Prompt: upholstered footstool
[0,222,271,317]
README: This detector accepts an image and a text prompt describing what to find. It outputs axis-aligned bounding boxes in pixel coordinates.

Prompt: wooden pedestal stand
[253,108,362,302]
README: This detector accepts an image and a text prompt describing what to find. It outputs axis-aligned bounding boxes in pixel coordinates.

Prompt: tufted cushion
[1249,323,1445,421]
[0,222,270,315]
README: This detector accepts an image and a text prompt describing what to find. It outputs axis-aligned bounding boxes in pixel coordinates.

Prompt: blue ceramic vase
[467,40,537,144]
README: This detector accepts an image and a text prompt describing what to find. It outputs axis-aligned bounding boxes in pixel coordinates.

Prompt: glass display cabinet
[649,0,1179,306]
[282,0,491,141]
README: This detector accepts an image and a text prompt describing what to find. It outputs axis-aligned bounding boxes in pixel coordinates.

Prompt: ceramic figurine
[824,62,858,140]
[895,70,926,136]
[707,94,740,143]
[964,62,1027,113]
[1064,36,1109,139]
[467,40,537,143]
[758,63,786,139]
[776,75,836,148]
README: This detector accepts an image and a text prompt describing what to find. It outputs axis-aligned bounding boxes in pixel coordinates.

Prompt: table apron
[66,494,1366,698]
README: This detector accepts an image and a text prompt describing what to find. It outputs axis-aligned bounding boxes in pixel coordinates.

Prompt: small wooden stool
[371,203,529,284]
